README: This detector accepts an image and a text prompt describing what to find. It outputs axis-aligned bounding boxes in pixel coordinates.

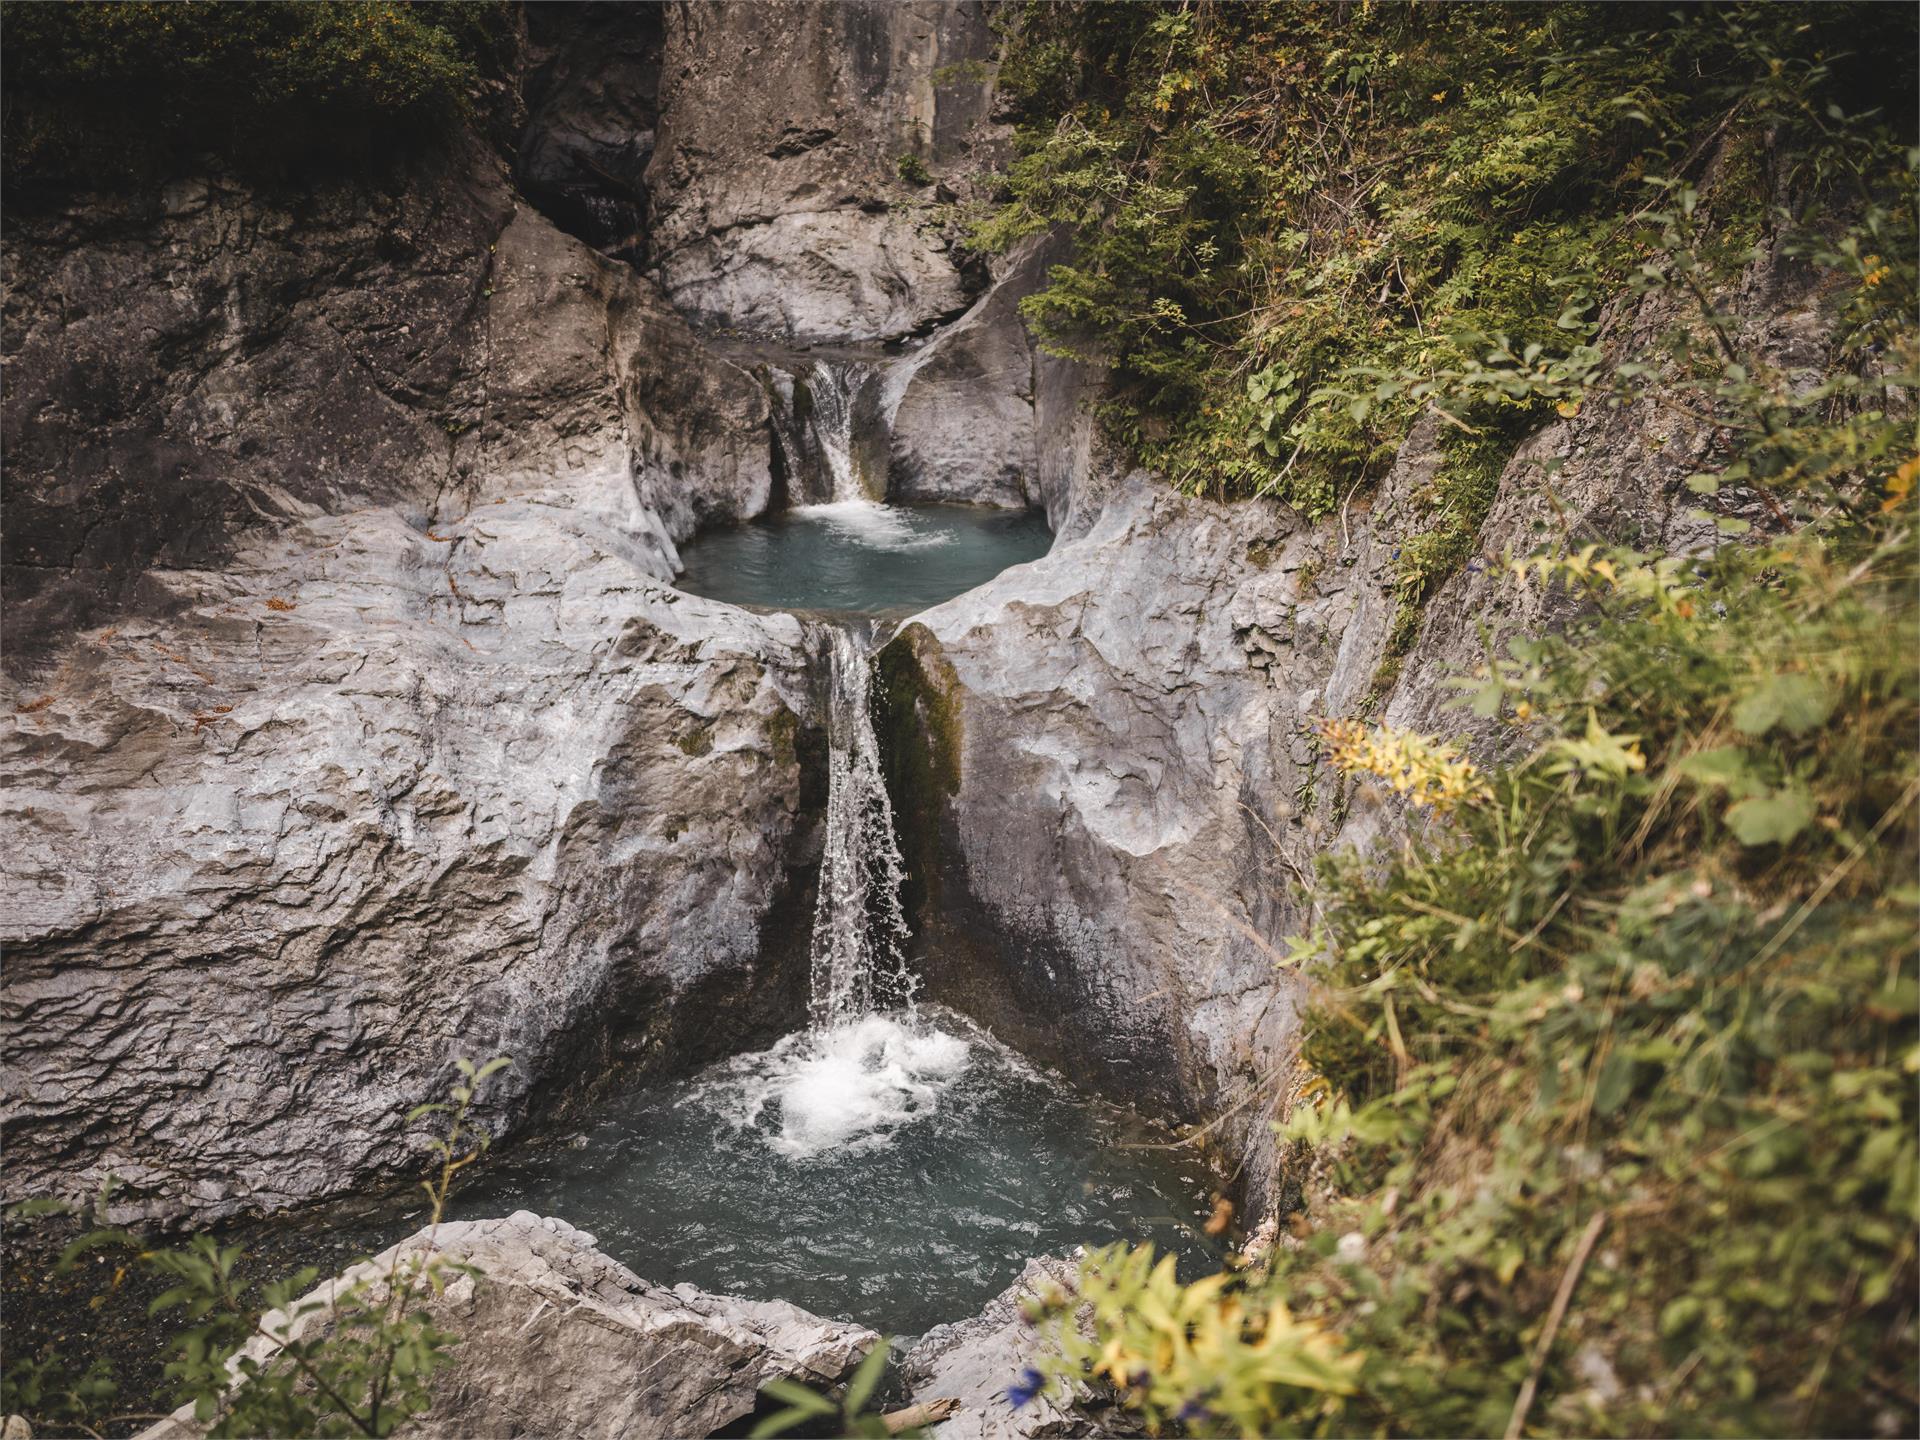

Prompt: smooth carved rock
[883,237,1048,509]
[875,448,1439,1208]
[137,1211,878,1440]
[2,164,816,1226]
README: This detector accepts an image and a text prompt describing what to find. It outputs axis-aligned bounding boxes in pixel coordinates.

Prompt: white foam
[790,501,955,551]
[697,1015,973,1160]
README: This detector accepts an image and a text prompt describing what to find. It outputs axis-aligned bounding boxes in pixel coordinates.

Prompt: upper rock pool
[672,500,1053,617]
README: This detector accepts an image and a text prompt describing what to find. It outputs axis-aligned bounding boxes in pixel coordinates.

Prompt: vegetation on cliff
[978,1,1913,504]
[0,2,513,189]
[997,3,1920,1436]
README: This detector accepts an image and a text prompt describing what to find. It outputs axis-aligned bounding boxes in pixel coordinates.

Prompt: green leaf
[1725,787,1817,846]
[844,1341,892,1416]
[1593,1050,1634,1115]
[1732,673,1835,737]
[1674,746,1764,798]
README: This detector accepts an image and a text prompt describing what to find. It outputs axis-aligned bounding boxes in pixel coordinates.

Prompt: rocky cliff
[874,196,1826,1207]
[0,0,1820,1240]
[2,10,828,1224]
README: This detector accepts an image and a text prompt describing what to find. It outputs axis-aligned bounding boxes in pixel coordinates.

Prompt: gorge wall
[0,0,1070,1228]
[0,0,1818,1232]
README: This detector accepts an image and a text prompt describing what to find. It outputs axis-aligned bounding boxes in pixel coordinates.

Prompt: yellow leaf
[1881,455,1918,512]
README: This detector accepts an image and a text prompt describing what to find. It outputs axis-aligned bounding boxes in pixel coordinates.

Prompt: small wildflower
[1317,717,1490,814]
[1006,1367,1044,1410]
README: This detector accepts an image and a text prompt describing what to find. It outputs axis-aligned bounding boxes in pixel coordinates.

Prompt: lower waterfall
[808,621,915,1027]
[728,615,966,1159]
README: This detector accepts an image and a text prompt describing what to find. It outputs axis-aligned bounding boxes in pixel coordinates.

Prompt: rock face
[902,1255,1135,1440]
[517,3,665,264]
[645,0,1004,342]
[0,101,828,1221]
[877,478,1332,1197]
[0,137,511,673]
[138,1211,878,1440]
[883,237,1049,509]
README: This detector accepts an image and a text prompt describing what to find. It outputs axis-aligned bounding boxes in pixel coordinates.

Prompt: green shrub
[977,1,1918,523]
[0,1,513,188]
[1018,33,1918,1434]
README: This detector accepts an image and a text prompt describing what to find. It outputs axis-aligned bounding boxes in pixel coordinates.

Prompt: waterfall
[807,622,915,1027]
[807,360,878,504]
[766,358,886,506]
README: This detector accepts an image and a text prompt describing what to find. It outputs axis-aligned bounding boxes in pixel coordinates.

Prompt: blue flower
[1006,1366,1045,1410]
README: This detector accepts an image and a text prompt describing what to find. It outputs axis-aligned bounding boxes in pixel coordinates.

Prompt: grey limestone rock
[645,0,1005,342]
[137,1211,878,1440]
[2,150,815,1226]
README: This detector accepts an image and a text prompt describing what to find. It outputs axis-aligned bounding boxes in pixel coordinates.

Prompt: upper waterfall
[762,356,889,506]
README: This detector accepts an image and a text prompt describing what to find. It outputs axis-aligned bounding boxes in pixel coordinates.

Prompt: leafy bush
[1015,21,1917,1434]
[977,1,1917,524]
[0,1,513,188]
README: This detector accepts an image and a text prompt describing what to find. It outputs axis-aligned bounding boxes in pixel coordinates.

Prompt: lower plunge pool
[3,1011,1221,1419]
[450,1008,1222,1337]
[672,502,1053,617]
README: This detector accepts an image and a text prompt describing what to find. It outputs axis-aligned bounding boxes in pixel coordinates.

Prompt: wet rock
[137,1211,877,1440]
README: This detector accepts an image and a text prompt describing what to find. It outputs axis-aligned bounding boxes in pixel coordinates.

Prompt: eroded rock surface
[883,237,1048,508]
[2,150,817,1223]
[138,1211,877,1440]
[645,0,1005,342]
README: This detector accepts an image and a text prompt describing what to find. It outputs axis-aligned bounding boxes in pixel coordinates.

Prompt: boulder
[902,1255,1136,1439]
[138,1211,878,1440]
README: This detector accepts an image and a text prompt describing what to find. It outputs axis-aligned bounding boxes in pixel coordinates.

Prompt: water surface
[451,1009,1220,1336]
[674,502,1052,617]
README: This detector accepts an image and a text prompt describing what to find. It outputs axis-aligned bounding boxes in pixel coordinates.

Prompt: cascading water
[805,359,879,505]
[807,622,915,1026]
[710,616,973,1160]
[764,356,885,506]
